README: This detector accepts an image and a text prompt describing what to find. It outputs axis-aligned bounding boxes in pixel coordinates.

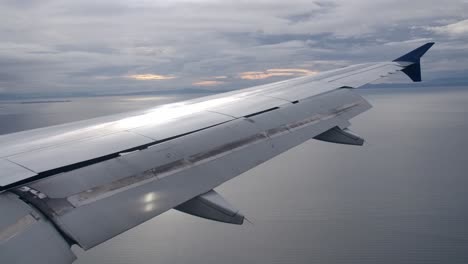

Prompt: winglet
[393,42,434,82]
[393,42,435,63]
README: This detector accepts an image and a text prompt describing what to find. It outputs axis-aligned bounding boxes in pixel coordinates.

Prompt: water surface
[1,87,467,264]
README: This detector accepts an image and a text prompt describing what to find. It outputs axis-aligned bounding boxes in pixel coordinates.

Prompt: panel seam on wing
[61,100,366,209]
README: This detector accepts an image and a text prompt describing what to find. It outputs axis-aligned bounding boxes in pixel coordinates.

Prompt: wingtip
[394,42,435,82]
[393,42,435,63]
[424,42,436,51]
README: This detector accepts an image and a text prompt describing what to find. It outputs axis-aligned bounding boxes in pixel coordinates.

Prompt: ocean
[1,86,467,264]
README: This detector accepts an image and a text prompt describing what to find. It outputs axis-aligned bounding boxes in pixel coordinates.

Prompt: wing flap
[0,193,76,264]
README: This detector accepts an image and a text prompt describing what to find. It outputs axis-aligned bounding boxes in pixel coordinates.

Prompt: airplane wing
[0,43,434,264]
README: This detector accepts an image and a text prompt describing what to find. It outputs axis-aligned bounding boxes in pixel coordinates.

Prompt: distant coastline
[19,100,72,104]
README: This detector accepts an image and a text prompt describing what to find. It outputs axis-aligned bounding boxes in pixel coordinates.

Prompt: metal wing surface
[0,43,434,264]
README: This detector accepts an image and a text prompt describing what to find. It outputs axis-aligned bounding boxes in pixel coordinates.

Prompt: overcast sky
[0,0,467,96]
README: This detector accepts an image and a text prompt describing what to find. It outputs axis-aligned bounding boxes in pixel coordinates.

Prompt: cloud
[427,19,468,36]
[127,74,176,80]
[384,38,434,46]
[0,0,467,95]
[268,69,318,75]
[193,80,225,86]
[240,68,318,80]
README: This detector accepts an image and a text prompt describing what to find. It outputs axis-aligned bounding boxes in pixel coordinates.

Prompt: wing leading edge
[0,43,434,264]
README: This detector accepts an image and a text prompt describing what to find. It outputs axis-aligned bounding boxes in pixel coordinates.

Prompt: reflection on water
[0,95,196,135]
[1,87,468,263]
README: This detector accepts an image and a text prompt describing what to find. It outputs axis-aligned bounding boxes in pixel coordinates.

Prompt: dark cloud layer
[0,0,467,96]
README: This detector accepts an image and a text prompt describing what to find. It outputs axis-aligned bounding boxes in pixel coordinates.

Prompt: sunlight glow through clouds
[427,19,468,36]
[192,80,225,86]
[192,69,318,86]
[127,74,176,80]
[240,68,318,80]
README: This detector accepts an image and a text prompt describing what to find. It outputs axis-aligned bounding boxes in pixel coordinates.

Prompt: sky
[0,0,467,97]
